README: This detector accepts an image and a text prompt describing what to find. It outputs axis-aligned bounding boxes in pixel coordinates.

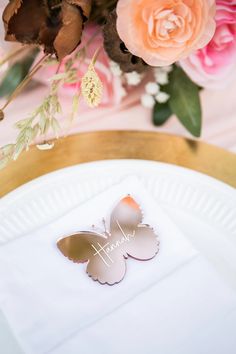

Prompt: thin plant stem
[56,60,62,74]
[76,28,101,55]
[91,46,102,66]
[0,46,30,67]
[0,54,50,112]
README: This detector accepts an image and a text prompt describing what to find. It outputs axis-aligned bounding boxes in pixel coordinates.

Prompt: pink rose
[116,0,216,67]
[181,0,236,89]
[35,25,125,107]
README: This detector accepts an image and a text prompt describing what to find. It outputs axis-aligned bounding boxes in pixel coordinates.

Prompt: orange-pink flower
[116,0,216,67]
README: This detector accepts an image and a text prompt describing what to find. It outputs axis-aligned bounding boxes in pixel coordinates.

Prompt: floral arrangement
[0,0,235,168]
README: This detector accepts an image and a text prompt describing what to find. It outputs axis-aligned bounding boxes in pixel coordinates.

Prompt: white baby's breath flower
[155,91,170,104]
[154,70,169,85]
[110,61,122,77]
[141,94,155,108]
[125,71,142,86]
[145,82,160,95]
[162,65,173,73]
[154,68,162,77]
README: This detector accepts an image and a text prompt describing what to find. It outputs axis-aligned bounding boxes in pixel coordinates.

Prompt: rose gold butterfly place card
[57,196,160,285]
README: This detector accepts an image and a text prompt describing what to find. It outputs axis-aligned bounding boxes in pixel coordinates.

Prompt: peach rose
[116,0,216,66]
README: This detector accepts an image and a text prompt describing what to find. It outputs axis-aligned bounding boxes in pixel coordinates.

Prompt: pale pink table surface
[0,0,235,154]
[0,78,236,153]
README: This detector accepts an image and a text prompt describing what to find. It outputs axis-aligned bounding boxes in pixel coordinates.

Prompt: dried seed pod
[2,0,92,60]
[90,0,118,23]
[103,10,147,73]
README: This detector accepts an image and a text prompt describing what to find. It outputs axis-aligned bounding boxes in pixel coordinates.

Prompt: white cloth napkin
[0,176,235,354]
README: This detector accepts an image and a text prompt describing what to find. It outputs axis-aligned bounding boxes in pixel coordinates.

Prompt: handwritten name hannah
[91,220,135,267]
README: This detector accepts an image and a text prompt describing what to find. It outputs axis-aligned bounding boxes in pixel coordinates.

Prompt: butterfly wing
[124,225,160,260]
[86,250,126,285]
[57,231,104,263]
[110,196,160,260]
[57,231,126,285]
[110,195,143,231]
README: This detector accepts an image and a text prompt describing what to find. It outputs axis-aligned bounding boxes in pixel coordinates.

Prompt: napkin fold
[0,176,235,354]
[51,256,236,354]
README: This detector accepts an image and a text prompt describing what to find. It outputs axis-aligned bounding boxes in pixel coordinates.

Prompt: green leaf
[153,101,172,126]
[0,48,39,98]
[168,66,202,137]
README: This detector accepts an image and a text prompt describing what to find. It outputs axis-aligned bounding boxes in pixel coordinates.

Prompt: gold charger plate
[0,130,236,197]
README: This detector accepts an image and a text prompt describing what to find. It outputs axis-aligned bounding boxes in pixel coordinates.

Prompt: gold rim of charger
[0,130,235,197]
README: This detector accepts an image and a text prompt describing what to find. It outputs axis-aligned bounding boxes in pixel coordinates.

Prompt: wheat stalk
[81,48,103,108]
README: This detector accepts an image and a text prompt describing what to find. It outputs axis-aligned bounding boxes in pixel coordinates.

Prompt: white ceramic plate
[0,160,236,353]
[0,159,236,282]
[0,160,236,288]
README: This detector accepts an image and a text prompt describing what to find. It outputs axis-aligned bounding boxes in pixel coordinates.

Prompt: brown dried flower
[90,0,118,23]
[2,0,92,60]
[103,10,147,73]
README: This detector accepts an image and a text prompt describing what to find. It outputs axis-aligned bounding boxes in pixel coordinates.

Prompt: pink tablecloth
[0,78,236,153]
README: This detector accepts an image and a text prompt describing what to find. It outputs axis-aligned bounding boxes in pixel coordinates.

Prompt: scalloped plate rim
[0,159,235,208]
